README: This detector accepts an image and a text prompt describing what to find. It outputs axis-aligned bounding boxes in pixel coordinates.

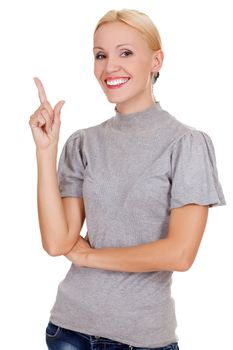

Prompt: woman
[29,8,226,350]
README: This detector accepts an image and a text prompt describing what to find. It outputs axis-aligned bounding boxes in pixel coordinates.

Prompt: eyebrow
[93,43,133,50]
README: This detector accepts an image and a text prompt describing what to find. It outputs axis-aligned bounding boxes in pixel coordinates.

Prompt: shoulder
[159,106,212,146]
[60,129,83,152]
[171,125,213,150]
[78,117,113,139]
[61,111,113,148]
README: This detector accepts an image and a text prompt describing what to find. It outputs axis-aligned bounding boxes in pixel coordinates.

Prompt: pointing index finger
[33,77,48,104]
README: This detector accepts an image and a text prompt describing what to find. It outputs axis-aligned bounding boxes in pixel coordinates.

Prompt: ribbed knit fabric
[49,101,226,348]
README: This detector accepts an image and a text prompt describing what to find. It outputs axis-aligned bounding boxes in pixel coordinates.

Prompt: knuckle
[43,100,51,107]
[30,113,37,121]
[42,104,53,117]
[43,100,52,110]
[38,115,44,122]
[41,110,51,121]
[41,108,47,116]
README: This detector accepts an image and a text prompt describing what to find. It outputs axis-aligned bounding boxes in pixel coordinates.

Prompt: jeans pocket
[46,321,62,339]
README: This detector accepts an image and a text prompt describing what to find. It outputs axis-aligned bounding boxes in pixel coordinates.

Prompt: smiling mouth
[104,77,131,89]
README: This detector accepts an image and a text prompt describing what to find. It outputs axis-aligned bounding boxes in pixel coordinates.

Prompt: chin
[105,95,122,104]
[105,93,134,104]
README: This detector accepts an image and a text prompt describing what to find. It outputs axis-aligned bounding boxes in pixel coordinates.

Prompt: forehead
[93,21,147,49]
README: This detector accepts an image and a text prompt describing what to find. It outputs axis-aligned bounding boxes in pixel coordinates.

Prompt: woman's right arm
[29,77,85,256]
[36,146,85,256]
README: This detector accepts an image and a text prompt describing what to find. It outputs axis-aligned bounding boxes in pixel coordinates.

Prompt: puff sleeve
[57,129,85,198]
[170,130,226,209]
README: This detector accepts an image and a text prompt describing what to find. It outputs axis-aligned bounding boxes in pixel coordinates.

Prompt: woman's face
[93,21,163,109]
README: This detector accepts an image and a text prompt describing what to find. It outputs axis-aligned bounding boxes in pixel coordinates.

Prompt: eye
[95,53,105,60]
[121,50,133,57]
[95,50,133,60]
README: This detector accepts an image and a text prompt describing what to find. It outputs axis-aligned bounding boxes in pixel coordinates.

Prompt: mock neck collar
[111,101,163,132]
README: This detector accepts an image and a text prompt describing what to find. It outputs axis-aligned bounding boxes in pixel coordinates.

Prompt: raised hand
[29,77,65,150]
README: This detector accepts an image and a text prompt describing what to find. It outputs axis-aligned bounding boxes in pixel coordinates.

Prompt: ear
[151,49,164,74]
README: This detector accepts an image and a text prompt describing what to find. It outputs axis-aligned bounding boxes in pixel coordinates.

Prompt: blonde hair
[93,8,162,84]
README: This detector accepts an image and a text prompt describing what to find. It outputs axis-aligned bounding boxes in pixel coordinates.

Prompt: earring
[153,72,160,84]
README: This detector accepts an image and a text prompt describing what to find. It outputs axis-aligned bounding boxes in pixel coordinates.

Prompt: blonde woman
[29,8,226,350]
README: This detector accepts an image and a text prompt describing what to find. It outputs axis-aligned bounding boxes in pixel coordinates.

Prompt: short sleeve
[170,130,226,209]
[57,129,85,198]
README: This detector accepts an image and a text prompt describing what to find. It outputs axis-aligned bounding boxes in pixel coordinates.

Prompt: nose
[104,56,121,73]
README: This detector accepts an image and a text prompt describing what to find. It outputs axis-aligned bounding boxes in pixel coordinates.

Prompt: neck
[111,100,164,133]
[115,96,157,116]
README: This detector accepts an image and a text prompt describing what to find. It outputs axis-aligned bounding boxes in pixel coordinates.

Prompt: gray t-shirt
[49,101,226,348]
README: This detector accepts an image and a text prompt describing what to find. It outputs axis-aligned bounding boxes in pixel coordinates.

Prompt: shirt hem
[49,316,179,348]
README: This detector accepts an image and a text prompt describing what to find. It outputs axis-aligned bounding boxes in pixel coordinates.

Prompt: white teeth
[106,78,129,86]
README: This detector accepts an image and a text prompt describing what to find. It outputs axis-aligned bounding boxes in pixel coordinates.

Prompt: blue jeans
[45,321,179,350]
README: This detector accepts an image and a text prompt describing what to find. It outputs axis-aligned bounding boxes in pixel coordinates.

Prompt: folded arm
[83,204,209,272]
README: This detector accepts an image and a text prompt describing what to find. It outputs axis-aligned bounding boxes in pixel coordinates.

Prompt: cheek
[130,57,150,75]
[94,63,102,79]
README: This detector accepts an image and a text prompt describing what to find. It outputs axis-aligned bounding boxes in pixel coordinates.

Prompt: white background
[0,1,232,349]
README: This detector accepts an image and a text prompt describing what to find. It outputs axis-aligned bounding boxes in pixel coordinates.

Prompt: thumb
[53,100,66,124]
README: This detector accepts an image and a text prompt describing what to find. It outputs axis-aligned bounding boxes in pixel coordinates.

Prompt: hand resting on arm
[66,203,209,272]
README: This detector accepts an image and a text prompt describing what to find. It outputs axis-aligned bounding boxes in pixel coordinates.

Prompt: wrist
[36,145,58,162]
[36,144,58,155]
[85,248,95,268]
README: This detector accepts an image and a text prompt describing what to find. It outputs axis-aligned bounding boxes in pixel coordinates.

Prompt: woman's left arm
[65,203,209,272]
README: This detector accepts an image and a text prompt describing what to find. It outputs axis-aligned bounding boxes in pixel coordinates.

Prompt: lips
[104,77,131,89]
